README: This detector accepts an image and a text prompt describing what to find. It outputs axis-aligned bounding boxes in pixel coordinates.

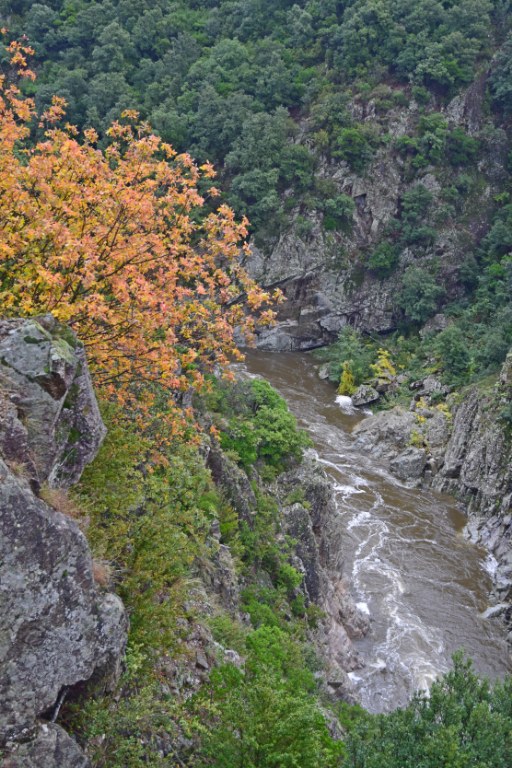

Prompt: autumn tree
[0,39,278,436]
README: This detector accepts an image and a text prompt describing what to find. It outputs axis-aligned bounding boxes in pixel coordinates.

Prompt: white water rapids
[244,351,512,712]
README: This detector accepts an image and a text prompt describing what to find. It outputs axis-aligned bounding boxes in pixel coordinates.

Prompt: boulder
[0,315,106,488]
[351,385,380,407]
[390,447,428,482]
[3,724,90,768]
[352,407,417,459]
[481,604,510,620]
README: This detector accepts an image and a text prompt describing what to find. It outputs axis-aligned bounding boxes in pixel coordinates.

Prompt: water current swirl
[243,351,512,712]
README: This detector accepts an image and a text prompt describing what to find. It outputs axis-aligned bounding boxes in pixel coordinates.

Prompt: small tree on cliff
[0,39,278,438]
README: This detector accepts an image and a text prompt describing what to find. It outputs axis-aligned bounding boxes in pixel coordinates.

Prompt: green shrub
[72,402,220,653]
[446,127,479,166]
[344,654,512,768]
[332,126,374,173]
[367,241,400,276]
[209,614,248,654]
[277,562,303,593]
[316,326,376,386]
[219,379,312,473]
[398,266,445,324]
[193,626,343,768]
[321,194,355,231]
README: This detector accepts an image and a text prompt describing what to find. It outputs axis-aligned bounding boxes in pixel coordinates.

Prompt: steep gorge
[2,1,512,763]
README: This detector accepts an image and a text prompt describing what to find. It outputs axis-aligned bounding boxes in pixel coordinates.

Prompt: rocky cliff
[0,318,366,765]
[0,317,127,767]
[248,75,505,352]
[277,459,369,695]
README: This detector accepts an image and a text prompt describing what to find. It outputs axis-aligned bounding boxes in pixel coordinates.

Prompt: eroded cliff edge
[0,317,127,767]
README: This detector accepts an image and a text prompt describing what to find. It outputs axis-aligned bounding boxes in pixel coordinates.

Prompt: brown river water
[243,351,512,712]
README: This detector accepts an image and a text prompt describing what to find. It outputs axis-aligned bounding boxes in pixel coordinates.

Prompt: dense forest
[2,1,512,766]
[3,0,512,389]
[1,0,503,231]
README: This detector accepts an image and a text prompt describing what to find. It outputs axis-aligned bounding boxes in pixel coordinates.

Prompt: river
[244,351,512,713]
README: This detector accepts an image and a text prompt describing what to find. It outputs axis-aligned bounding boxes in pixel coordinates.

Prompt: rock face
[0,317,127,766]
[206,439,368,700]
[3,724,90,768]
[352,356,512,507]
[247,77,502,353]
[432,358,512,603]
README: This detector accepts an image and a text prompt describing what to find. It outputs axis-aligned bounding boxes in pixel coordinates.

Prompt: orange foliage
[0,40,280,440]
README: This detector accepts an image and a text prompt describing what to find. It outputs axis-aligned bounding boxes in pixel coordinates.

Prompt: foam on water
[335,394,357,414]
[333,483,365,496]
[483,552,499,580]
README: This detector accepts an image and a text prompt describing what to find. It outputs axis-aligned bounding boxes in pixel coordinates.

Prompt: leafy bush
[344,654,512,768]
[446,126,479,166]
[332,127,375,173]
[316,326,376,386]
[491,33,512,114]
[74,403,215,652]
[321,194,355,231]
[219,379,311,473]
[367,241,400,276]
[193,626,343,768]
[434,325,471,383]
[398,266,445,324]
[338,360,356,395]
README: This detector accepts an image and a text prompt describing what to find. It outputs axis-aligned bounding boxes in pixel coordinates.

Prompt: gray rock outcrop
[390,447,428,482]
[351,385,380,407]
[352,407,418,461]
[2,723,90,768]
[0,317,127,766]
[0,315,106,488]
